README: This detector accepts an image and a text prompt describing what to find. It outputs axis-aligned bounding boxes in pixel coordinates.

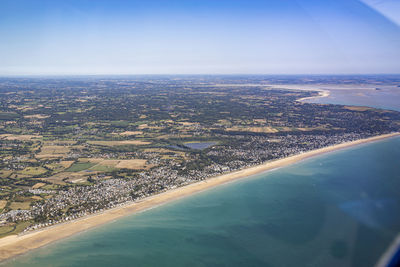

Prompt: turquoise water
[4,137,400,267]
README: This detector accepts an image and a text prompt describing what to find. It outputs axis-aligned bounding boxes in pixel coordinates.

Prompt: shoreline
[0,132,399,262]
[296,90,330,102]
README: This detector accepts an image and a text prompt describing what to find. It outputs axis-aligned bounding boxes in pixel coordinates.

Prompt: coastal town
[1,76,400,236]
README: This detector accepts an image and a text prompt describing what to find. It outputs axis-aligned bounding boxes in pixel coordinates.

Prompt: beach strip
[296,90,330,102]
[0,132,399,262]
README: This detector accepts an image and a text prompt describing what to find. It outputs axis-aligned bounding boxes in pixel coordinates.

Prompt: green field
[17,167,48,176]
[65,162,96,172]
[0,112,19,120]
[89,164,116,172]
[0,221,31,238]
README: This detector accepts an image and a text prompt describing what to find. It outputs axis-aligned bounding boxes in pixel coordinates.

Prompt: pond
[184,142,217,150]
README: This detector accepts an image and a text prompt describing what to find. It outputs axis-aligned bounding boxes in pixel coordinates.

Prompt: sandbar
[296,90,330,102]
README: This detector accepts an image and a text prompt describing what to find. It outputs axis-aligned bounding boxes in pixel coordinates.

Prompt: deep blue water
[4,137,400,267]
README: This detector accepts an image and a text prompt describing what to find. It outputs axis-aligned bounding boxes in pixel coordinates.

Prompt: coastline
[296,90,330,102]
[0,132,399,262]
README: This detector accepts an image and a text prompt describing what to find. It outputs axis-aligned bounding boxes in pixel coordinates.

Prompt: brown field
[143,148,176,153]
[156,134,193,139]
[118,131,143,136]
[178,121,197,126]
[88,140,151,146]
[344,106,373,111]
[68,177,87,184]
[143,148,187,159]
[268,138,282,143]
[44,163,62,171]
[16,105,35,111]
[32,183,46,189]
[39,173,75,185]
[115,159,148,169]
[79,158,104,163]
[276,127,293,132]
[217,119,232,126]
[226,126,279,133]
[0,171,12,178]
[92,160,120,167]
[138,123,162,130]
[138,124,149,129]
[43,140,77,145]
[17,167,47,176]
[59,161,74,168]
[297,126,329,132]
[36,145,70,159]
[0,134,42,141]
[20,158,37,163]
[9,173,30,179]
[9,202,31,210]
[23,114,50,119]
[0,200,7,209]
[40,146,71,153]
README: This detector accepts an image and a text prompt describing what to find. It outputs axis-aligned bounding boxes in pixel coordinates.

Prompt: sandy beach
[0,132,399,262]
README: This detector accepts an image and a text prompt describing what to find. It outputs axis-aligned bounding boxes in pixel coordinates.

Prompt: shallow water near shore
[4,136,400,267]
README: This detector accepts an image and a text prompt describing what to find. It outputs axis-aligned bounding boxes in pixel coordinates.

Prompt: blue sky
[0,0,399,75]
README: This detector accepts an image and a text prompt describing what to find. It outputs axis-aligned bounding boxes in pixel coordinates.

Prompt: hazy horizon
[1,73,400,77]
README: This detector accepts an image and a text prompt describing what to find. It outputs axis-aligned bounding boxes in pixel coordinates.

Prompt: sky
[0,0,399,75]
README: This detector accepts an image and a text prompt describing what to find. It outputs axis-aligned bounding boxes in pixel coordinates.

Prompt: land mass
[1,75,400,259]
[0,132,398,262]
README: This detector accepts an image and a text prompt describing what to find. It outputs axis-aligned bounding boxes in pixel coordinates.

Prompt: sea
[3,88,400,267]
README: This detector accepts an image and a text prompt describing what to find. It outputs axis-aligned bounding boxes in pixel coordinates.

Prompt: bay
[303,87,400,111]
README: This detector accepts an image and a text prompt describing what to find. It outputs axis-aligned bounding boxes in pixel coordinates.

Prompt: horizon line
[1,73,400,78]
